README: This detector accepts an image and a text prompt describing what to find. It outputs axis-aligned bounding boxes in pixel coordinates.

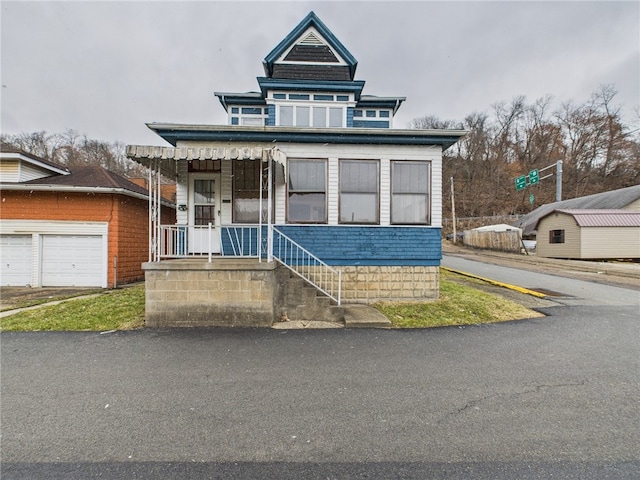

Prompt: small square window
[231,117,239,125]
[231,107,239,114]
[366,110,376,118]
[354,110,363,118]
[549,229,565,244]
[380,111,390,118]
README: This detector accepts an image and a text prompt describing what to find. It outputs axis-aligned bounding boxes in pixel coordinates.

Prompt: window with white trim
[287,159,327,223]
[232,160,269,223]
[278,105,344,127]
[339,160,379,224]
[391,161,430,225]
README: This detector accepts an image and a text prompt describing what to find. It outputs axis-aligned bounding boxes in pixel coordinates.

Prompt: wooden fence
[462,230,522,253]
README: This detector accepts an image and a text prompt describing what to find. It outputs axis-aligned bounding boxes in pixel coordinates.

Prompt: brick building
[0,149,174,288]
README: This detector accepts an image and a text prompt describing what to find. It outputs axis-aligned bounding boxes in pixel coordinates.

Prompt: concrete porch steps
[280,270,392,328]
[342,304,392,328]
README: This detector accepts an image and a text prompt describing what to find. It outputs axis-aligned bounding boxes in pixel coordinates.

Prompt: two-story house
[127,11,465,327]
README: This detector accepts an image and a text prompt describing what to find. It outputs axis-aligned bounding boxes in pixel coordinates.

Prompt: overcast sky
[2,1,638,146]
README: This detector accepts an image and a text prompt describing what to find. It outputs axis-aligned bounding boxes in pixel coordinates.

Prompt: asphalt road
[2,259,639,479]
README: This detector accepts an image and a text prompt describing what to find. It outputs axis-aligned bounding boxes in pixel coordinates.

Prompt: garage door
[41,235,104,287]
[0,235,33,286]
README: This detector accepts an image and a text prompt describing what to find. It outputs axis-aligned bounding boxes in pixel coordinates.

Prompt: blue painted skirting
[274,225,442,266]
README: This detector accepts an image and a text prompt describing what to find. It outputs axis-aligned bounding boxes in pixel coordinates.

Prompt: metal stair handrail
[270,226,341,305]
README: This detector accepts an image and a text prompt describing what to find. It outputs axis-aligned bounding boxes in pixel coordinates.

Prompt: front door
[189,174,221,254]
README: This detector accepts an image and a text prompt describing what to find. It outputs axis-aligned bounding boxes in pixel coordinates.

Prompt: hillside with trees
[3,85,638,229]
[412,85,640,228]
[0,129,146,178]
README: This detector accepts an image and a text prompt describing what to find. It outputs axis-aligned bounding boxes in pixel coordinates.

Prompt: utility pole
[555,160,563,201]
[450,176,457,244]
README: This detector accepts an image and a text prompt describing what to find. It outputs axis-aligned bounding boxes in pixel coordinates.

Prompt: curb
[442,267,549,298]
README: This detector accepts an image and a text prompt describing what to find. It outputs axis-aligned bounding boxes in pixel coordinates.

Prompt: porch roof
[125,144,283,180]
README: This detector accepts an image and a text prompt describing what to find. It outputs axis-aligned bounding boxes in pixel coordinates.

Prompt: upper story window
[287,159,327,223]
[391,161,430,225]
[278,105,344,127]
[339,160,379,224]
[229,106,268,126]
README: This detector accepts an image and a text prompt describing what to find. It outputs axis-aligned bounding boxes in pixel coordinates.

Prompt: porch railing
[156,224,341,305]
[158,224,264,260]
[271,227,341,305]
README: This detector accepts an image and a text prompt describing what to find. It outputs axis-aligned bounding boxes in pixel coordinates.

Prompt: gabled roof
[513,185,640,236]
[24,165,149,195]
[0,148,70,177]
[3,165,173,206]
[536,209,640,228]
[262,11,358,81]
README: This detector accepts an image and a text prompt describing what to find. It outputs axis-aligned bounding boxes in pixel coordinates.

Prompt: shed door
[41,235,104,287]
[0,235,33,286]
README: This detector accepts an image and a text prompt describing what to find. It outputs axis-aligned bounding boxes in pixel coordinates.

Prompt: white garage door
[42,235,104,287]
[0,235,33,286]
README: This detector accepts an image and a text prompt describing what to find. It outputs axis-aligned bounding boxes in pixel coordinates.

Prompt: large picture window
[232,160,268,223]
[391,161,430,225]
[340,160,379,224]
[288,159,327,223]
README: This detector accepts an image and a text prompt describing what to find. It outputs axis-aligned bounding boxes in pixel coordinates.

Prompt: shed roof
[514,185,640,235]
[536,209,640,228]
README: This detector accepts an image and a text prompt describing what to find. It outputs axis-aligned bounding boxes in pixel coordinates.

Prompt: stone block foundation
[143,259,278,327]
[338,265,439,303]
[143,260,440,327]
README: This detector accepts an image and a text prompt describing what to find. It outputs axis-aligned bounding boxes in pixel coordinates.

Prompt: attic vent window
[299,32,324,46]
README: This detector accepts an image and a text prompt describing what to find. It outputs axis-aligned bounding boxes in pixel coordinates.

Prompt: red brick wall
[0,190,175,287]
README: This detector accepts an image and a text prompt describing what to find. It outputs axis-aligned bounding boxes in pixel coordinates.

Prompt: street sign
[515,175,527,191]
[528,169,539,185]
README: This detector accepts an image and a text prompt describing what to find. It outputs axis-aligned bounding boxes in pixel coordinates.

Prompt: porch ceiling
[126,145,276,180]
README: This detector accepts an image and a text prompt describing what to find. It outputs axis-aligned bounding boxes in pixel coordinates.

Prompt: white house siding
[174,141,443,228]
[0,160,19,183]
[175,161,189,225]
[536,213,581,258]
[0,220,108,287]
[327,158,339,224]
[580,227,640,259]
[220,159,233,224]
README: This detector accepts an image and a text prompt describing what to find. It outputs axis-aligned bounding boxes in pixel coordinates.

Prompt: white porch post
[267,151,273,263]
[259,157,263,262]
[156,160,161,262]
[148,160,153,262]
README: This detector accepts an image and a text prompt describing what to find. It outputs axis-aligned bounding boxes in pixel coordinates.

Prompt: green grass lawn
[0,270,541,331]
[0,284,145,332]
[374,269,543,328]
